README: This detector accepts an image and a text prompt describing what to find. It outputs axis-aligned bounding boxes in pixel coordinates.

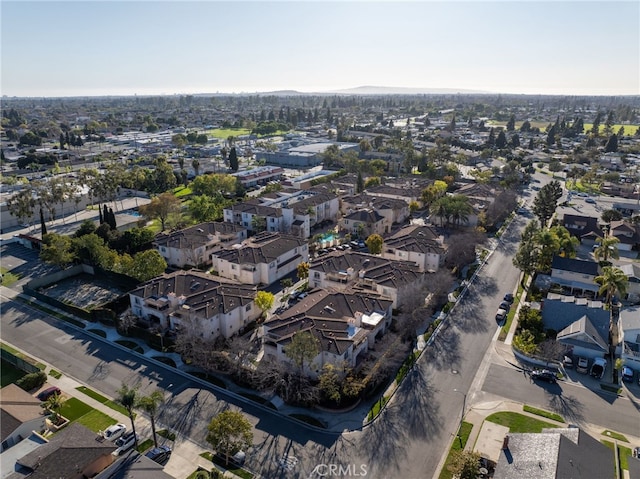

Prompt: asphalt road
[482,363,640,437]
[0,219,525,479]
[1,172,571,479]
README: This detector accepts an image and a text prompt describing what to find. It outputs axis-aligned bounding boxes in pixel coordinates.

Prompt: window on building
[246,304,251,311]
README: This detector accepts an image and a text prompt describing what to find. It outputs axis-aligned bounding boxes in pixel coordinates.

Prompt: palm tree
[553,226,579,258]
[535,229,560,272]
[595,266,628,306]
[137,390,164,447]
[450,196,472,227]
[594,236,620,263]
[116,383,139,449]
[431,197,449,227]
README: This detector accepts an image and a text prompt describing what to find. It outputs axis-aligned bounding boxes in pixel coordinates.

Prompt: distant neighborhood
[2,93,640,479]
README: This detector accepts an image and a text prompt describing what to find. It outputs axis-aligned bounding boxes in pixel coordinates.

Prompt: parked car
[113,431,137,456]
[633,447,640,458]
[145,445,172,465]
[503,293,514,303]
[499,301,511,311]
[495,308,508,322]
[590,358,607,379]
[585,197,596,204]
[621,366,634,383]
[37,386,61,402]
[531,369,557,383]
[562,356,573,369]
[297,292,308,300]
[576,357,589,374]
[103,423,127,442]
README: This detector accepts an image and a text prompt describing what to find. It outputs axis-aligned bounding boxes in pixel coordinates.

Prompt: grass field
[76,385,132,417]
[523,405,565,423]
[207,128,251,139]
[1,267,19,287]
[485,412,558,433]
[603,430,629,442]
[438,421,474,479]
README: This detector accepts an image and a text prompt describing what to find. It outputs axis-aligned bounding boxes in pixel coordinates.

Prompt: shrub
[16,371,47,391]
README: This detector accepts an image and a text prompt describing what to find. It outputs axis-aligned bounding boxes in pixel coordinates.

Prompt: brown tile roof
[213,232,307,265]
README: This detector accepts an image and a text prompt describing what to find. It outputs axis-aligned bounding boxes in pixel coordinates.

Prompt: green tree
[280,278,293,294]
[228,147,239,171]
[139,192,181,231]
[447,450,482,479]
[206,410,253,466]
[535,228,561,272]
[364,177,380,189]
[7,189,36,228]
[192,159,200,177]
[297,262,309,281]
[116,384,139,449]
[594,236,620,263]
[136,390,164,448]
[506,115,516,131]
[171,133,187,147]
[72,233,115,267]
[604,134,618,153]
[189,195,221,223]
[285,331,319,373]
[551,225,579,258]
[255,290,275,319]
[365,233,384,254]
[318,364,341,404]
[251,215,266,233]
[595,266,628,305]
[532,180,562,226]
[191,174,237,197]
[601,209,623,224]
[513,220,540,277]
[130,250,167,282]
[356,172,364,194]
[40,233,76,267]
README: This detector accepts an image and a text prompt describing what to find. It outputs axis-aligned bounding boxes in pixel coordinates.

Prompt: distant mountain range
[326,85,490,95]
[250,86,490,96]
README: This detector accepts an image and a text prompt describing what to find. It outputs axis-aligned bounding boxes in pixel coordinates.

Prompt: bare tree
[536,339,568,365]
[444,230,485,273]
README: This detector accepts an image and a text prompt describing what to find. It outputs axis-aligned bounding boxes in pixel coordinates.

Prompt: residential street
[5,172,636,479]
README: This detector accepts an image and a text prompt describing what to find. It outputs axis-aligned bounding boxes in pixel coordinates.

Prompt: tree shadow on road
[356,367,443,477]
[422,323,461,371]
[159,389,220,440]
[545,388,585,426]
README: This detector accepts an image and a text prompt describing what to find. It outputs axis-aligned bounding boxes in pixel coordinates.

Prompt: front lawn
[438,421,473,479]
[76,409,117,433]
[523,405,564,423]
[76,386,132,417]
[485,412,558,433]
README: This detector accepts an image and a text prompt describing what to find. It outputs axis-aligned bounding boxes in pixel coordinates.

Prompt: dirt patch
[39,274,125,309]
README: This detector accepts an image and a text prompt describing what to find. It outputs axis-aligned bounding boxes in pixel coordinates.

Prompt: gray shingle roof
[15,423,117,479]
[310,251,424,289]
[494,428,614,479]
[551,256,599,276]
[265,290,392,356]
[154,221,245,249]
[541,299,609,343]
[129,270,256,316]
[385,225,446,255]
[213,232,306,265]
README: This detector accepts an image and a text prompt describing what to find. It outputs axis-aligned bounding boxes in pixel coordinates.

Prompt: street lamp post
[453,389,467,449]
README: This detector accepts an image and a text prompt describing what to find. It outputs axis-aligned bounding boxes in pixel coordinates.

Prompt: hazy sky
[2,1,639,97]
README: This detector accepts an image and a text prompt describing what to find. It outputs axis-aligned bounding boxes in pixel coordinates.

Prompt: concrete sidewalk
[460,399,639,479]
